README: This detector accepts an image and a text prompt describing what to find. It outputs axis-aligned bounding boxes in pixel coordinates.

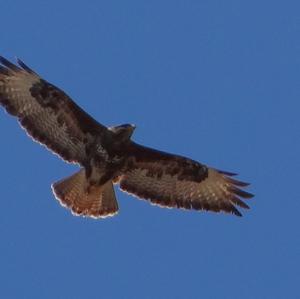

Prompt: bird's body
[0,56,253,218]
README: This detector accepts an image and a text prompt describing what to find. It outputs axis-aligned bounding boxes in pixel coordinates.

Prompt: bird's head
[108,123,136,142]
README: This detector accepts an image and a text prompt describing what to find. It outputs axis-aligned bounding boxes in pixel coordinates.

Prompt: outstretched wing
[118,142,253,216]
[0,56,107,164]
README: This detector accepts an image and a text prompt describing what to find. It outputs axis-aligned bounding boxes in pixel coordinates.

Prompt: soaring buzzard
[0,56,253,218]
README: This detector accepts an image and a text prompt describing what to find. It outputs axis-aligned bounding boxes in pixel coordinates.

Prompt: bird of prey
[0,56,253,218]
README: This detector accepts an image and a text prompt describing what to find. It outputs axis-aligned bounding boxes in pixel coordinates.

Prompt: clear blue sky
[0,1,299,298]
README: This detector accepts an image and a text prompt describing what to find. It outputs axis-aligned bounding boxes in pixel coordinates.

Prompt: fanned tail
[52,169,118,218]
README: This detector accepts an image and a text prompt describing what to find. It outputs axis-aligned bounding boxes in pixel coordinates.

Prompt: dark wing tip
[17,58,36,74]
[216,169,254,196]
[230,195,250,210]
[0,56,20,71]
[215,169,254,216]
[229,186,254,199]
[231,207,243,217]
[215,169,238,176]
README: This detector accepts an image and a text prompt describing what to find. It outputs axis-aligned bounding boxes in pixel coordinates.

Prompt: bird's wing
[117,142,253,216]
[0,56,107,164]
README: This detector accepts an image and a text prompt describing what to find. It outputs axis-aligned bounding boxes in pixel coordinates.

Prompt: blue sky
[0,1,299,298]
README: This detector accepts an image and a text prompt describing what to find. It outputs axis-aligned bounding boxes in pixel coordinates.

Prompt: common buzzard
[0,56,253,218]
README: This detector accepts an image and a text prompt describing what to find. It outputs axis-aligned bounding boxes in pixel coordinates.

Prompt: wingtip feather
[229,186,254,199]
[225,176,251,187]
[215,169,238,176]
[17,58,36,74]
[0,56,20,71]
[232,208,243,217]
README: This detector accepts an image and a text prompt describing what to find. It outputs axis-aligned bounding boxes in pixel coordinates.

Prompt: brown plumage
[0,56,253,218]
